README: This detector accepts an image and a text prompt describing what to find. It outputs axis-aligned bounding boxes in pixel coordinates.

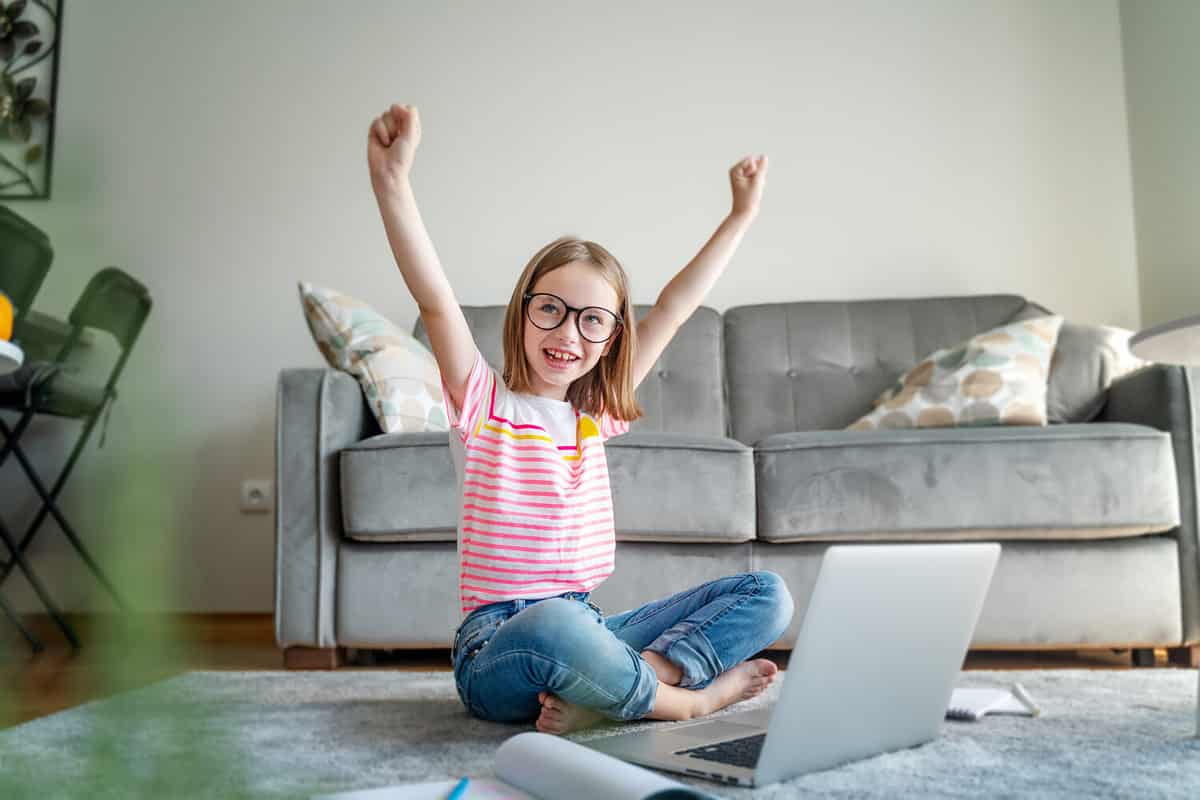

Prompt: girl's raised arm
[368,103,477,412]
[631,155,768,390]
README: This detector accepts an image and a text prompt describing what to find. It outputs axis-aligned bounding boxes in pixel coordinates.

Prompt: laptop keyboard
[675,733,766,769]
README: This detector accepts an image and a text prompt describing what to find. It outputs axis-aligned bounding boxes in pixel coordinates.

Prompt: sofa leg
[1130,648,1157,667]
[1167,645,1200,668]
[284,646,345,670]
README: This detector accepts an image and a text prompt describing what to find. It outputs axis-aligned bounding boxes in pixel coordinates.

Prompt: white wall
[1120,0,1200,329]
[3,0,1140,612]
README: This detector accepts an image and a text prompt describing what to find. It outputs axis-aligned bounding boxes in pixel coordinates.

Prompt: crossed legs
[534,571,794,733]
[536,647,779,734]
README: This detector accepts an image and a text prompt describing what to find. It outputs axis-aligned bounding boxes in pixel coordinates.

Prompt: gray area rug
[1,668,1198,799]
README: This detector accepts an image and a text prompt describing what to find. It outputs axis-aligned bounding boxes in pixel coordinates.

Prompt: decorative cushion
[847,315,1064,431]
[298,282,448,433]
[1046,321,1149,423]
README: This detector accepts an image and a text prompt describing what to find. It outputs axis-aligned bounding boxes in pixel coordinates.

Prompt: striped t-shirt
[442,348,630,620]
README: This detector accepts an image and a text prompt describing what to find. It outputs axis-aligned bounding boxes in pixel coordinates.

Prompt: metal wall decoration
[0,0,62,199]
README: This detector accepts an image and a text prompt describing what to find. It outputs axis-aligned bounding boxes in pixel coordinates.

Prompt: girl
[368,103,793,735]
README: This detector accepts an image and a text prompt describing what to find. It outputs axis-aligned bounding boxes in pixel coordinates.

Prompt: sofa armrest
[275,368,375,648]
[1101,364,1200,642]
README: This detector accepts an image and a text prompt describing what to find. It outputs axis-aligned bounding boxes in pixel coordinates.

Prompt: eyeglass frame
[522,292,624,343]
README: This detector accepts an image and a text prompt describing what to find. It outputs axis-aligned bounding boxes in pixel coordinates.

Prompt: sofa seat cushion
[340,430,756,544]
[340,432,459,541]
[606,432,755,543]
[754,422,1179,543]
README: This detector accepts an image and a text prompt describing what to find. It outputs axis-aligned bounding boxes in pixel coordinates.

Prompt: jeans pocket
[452,611,506,669]
[454,615,506,719]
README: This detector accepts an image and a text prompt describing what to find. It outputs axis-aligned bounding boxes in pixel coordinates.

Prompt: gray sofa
[275,294,1199,668]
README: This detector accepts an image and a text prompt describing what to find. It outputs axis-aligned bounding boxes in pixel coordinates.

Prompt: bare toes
[753,659,778,677]
[541,692,568,711]
[537,716,564,734]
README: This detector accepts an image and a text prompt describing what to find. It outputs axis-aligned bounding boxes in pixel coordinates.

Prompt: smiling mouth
[543,348,580,366]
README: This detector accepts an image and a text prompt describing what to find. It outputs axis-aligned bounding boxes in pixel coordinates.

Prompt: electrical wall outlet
[241,479,273,514]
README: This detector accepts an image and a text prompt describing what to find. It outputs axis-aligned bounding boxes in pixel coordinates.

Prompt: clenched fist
[730,154,768,219]
[368,103,422,191]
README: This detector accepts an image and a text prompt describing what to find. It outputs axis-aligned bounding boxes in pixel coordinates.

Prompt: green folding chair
[0,204,53,337]
[0,267,152,650]
[0,204,62,653]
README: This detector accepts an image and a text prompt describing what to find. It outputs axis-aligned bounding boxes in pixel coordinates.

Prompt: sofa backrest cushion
[626,305,726,436]
[414,305,509,380]
[413,304,727,437]
[723,294,1046,443]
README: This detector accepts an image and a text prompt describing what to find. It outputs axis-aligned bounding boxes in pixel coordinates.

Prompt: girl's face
[522,261,621,401]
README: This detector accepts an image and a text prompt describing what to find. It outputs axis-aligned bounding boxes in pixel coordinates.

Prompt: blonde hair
[502,236,643,422]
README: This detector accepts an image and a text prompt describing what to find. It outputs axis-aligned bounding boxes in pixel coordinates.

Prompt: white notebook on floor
[947,683,1041,721]
[311,731,722,799]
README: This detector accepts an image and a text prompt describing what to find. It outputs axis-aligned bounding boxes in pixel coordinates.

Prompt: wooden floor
[1,613,1191,729]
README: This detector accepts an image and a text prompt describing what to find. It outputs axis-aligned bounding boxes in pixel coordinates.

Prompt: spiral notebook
[946,683,1041,722]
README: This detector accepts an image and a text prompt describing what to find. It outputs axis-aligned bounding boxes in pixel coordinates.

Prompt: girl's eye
[585,314,602,325]
[539,304,561,314]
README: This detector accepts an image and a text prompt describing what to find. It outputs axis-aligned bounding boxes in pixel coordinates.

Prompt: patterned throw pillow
[298,282,448,433]
[847,315,1065,431]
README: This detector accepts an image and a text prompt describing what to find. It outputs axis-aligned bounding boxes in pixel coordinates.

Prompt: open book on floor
[946,682,1042,722]
[311,731,723,800]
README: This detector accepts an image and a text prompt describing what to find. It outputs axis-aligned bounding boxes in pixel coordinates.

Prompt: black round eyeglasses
[523,292,623,343]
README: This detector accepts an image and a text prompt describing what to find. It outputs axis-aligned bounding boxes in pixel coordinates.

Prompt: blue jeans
[451,570,794,723]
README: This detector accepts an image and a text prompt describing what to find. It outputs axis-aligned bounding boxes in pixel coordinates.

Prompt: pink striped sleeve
[441,348,493,443]
[599,413,630,441]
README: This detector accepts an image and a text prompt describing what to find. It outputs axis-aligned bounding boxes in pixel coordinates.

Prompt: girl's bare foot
[695,658,778,717]
[536,659,779,732]
[535,691,606,735]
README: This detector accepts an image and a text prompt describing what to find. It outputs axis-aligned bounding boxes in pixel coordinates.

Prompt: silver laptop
[585,543,1001,787]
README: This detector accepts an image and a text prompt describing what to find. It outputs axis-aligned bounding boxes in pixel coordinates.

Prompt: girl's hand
[368,103,422,191]
[729,154,768,219]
